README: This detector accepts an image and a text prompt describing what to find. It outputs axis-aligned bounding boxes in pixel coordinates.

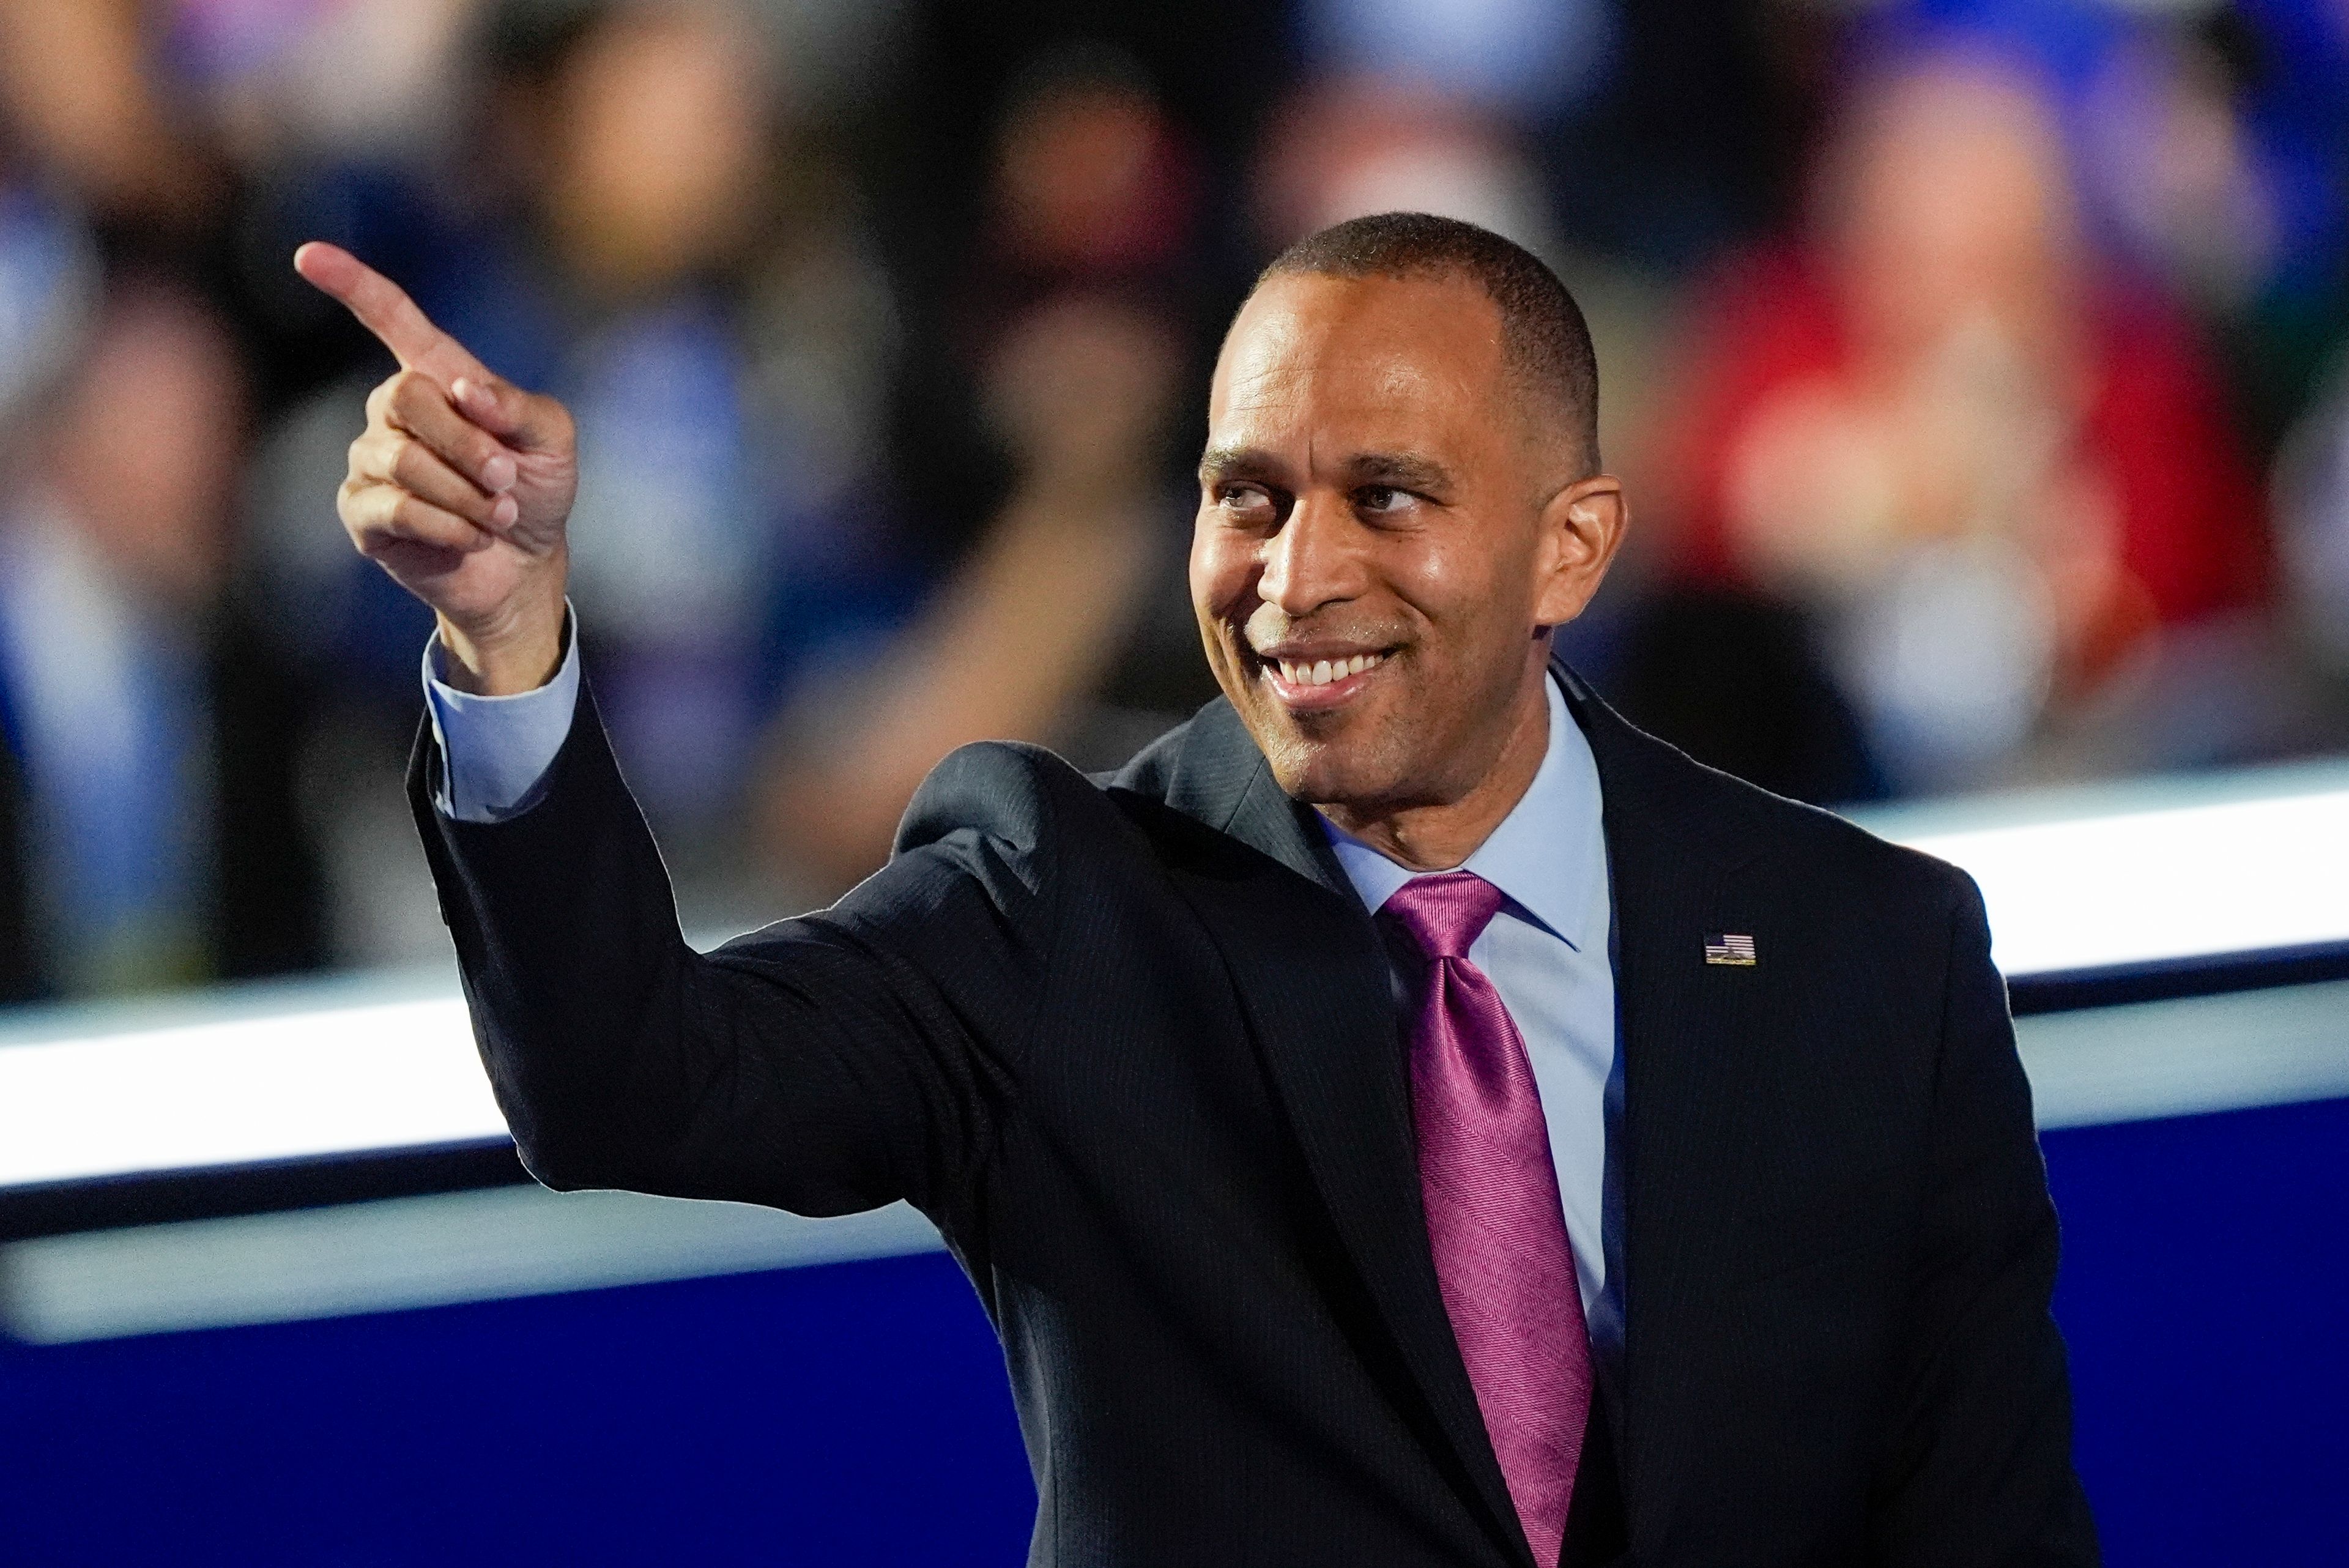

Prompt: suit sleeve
[1870,869,2100,1566]
[408,678,1058,1226]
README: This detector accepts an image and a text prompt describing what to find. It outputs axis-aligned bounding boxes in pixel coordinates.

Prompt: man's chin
[1221,666,1417,803]
[1250,719,1397,809]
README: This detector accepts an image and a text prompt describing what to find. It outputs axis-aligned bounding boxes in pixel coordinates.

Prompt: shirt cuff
[421,608,582,823]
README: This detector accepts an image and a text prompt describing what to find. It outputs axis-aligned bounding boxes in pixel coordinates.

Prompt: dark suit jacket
[410,658,2096,1567]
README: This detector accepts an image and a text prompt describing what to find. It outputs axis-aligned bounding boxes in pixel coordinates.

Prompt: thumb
[453,374,568,454]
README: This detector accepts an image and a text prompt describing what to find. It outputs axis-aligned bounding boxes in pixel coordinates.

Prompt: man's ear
[1532,474,1628,628]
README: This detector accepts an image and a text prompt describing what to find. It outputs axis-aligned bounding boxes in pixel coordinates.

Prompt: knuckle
[342,488,387,544]
[388,370,436,420]
[376,437,413,486]
[395,495,461,543]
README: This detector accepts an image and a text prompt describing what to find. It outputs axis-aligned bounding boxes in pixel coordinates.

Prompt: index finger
[294,242,489,392]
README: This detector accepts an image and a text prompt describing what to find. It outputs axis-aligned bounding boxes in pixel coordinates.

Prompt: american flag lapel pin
[1704,932,1757,967]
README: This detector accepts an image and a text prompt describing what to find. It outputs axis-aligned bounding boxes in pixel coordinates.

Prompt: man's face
[1191,270,1609,812]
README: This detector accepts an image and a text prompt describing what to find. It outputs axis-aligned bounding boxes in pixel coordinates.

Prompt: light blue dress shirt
[1319,672,1621,1358]
[425,644,1622,1365]
[421,617,583,823]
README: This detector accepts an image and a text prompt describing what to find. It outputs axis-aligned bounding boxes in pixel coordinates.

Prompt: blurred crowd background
[1,0,2347,999]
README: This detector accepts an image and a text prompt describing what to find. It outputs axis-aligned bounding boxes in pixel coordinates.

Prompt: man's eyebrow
[1197,447,1457,492]
[1198,445,1283,484]
[1343,451,1453,492]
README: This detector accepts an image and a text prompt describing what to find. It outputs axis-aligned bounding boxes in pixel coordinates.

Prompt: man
[297,213,2096,1566]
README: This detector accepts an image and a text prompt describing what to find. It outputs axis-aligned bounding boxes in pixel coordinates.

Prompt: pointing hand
[295,242,578,694]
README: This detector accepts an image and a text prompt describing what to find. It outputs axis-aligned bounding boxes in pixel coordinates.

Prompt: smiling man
[1193,223,1617,872]
[300,212,2096,1567]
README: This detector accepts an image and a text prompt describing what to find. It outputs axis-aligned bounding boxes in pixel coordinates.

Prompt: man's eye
[1220,486,1276,519]
[1357,486,1410,513]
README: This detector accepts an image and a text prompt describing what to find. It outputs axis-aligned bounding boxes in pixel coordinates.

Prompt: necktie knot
[1382,870,1508,962]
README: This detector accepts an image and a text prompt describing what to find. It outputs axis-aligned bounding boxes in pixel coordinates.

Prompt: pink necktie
[1384,871,1590,1567]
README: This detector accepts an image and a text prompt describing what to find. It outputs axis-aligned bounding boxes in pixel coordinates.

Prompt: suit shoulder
[1770,800,1976,934]
[1634,725,1972,911]
[894,739,1117,860]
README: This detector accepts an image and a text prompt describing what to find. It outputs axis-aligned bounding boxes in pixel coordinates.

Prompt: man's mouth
[1252,645,1393,713]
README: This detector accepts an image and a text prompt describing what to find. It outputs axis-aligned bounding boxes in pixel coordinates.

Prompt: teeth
[1271,652,1386,687]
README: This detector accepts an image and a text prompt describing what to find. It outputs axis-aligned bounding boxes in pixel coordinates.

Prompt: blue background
[6,1094,2345,1566]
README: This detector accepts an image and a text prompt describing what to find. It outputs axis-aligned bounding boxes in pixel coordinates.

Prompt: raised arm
[297,245,1044,1226]
[409,682,1050,1224]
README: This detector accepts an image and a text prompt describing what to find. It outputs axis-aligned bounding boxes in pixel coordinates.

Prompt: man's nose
[1258,492,1362,617]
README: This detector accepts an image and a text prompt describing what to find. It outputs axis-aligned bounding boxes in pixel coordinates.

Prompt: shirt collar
[1318,671,1608,951]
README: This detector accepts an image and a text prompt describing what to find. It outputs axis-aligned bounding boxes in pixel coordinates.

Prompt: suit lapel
[1558,663,1772,1548]
[1151,701,1537,1566]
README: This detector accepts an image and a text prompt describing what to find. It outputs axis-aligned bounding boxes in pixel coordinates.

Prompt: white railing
[1,757,2344,1194]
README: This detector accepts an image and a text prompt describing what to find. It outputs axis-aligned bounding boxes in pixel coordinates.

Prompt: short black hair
[1259,212,1600,475]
